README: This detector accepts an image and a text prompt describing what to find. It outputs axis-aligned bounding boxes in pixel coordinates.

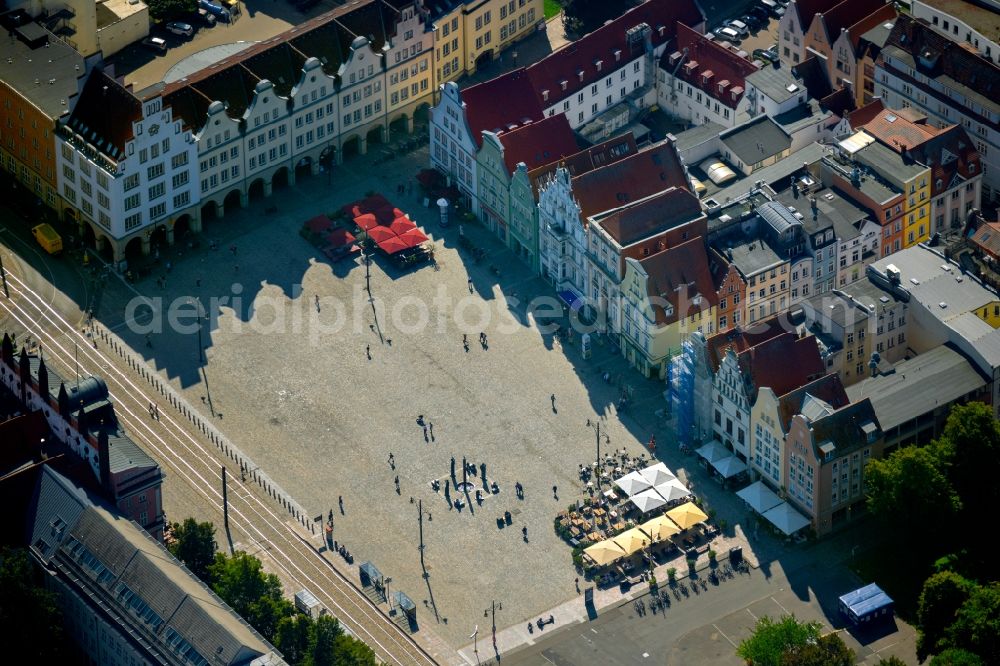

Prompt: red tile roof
[906,125,982,196]
[525,0,703,108]
[854,105,939,150]
[596,187,703,247]
[664,23,759,109]
[528,132,638,195]
[845,3,897,52]
[846,98,886,128]
[740,333,826,399]
[704,316,790,371]
[573,140,690,219]
[461,68,545,148]
[815,0,890,45]
[496,113,579,173]
[777,373,849,432]
[638,237,718,326]
[971,221,1000,259]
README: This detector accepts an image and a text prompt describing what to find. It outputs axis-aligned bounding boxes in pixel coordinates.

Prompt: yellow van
[32,224,63,255]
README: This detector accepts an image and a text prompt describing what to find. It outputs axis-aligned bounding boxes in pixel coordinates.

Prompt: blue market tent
[839,583,894,625]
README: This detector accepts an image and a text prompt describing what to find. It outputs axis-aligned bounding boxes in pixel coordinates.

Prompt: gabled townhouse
[55,0,436,262]
[824,3,897,94]
[838,275,909,370]
[657,23,758,129]
[586,185,704,335]
[844,100,982,234]
[709,331,826,463]
[854,17,895,106]
[912,0,1000,66]
[525,0,704,130]
[0,333,165,541]
[800,0,892,89]
[712,230,790,326]
[779,0,843,66]
[518,132,637,274]
[784,392,881,535]
[431,68,542,213]
[799,288,878,384]
[0,16,97,224]
[538,139,691,314]
[750,372,849,495]
[875,14,1000,205]
[56,71,199,262]
[709,248,746,334]
[620,237,717,378]
[476,113,578,262]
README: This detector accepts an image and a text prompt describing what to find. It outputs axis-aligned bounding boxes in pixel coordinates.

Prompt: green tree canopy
[865,442,961,536]
[737,614,823,666]
[557,0,639,36]
[147,0,196,22]
[209,551,285,623]
[937,403,1000,512]
[930,648,984,666]
[780,632,854,666]
[0,547,70,661]
[875,658,909,666]
[168,518,217,583]
[945,583,1000,664]
[918,571,973,660]
[309,614,344,666]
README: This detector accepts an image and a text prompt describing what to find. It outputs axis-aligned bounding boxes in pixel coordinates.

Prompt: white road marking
[713,623,737,647]
[746,607,758,621]
[771,596,791,614]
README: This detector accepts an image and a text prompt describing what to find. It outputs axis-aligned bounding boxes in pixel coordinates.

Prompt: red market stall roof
[367,226,397,243]
[377,236,409,255]
[389,216,417,235]
[354,213,378,231]
[326,228,356,248]
[305,215,333,234]
[398,227,429,248]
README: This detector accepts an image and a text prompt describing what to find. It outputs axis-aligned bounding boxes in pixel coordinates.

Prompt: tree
[309,614,343,666]
[247,595,295,644]
[930,649,984,666]
[209,551,285,624]
[945,583,1000,663]
[918,571,973,660]
[937,403,1000,513]
[330,630,378,666]
[865,442,961,537]
[557,0,639,36]
[737,614,823,666]
[0,548,71,661]
[168,518,217,583]
[875,658,909,666]
[274,613,313,665]
[146,0,196,22]
[780,633,854,666]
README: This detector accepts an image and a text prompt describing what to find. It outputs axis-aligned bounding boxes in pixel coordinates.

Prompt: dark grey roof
[802,291,869,327]
[711,142,831,203]
[0,23,84,120]
[745,64,802,105]
[777,187,868,241]
[670,121,724,153]
[846,345,988,430]
[65,377,110,410]
[855,141,927,187]
[28,467,284,665]
[720,116,791,167]
[724,235,784,276]
[104,430,157,474]
[773,99,831,135]
[859,21,893,50]
[758,201,802,236]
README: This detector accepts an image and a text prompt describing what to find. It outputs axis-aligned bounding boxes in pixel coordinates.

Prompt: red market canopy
[305,215,333,234]
[397,227,429,248]
[354,213,379,232]
[389,216,417,235]
[326,228,356,248]
[367,226,397,243]
[377,236,409,255]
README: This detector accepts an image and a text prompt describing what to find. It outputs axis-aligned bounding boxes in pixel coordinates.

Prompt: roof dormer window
[614,49,622,62]
[577,69,585,82]
[542,89,549,101]
[560,79,568,90]
[595,59,603,72]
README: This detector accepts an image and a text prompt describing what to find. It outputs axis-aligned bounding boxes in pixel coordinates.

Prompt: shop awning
[583,540,627,566]
[696,440,732,464]
[389,216,417,235]
[558,289,584,312]
[736,481,782,514]
[653,480,691,502]
[761,502,811,535]
[666,502,709,530]
[629,487,668,514]
[712,455,748,478]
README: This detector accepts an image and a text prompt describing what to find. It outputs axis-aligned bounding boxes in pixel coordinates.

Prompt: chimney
[37,357,48,405]
[58,382,70,419]
[97,430,112,493]
[18,346,29,404]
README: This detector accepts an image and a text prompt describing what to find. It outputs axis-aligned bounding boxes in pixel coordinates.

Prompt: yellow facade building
[432,0,543,83]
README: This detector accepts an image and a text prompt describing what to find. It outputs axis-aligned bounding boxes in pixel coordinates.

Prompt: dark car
[742,14,763,30]
[753,48,779,64]
[749,6,770,22]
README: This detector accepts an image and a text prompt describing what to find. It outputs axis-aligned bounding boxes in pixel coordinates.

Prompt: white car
[717,27,742,43]
[728,20,750,37]
[142,36,167,52]
[167,21,194,36]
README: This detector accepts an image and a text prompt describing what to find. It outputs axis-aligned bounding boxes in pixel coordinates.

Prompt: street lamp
[484,600,503,652]
[384,576,393,613]
[470,625,480,665]
[586,418,607,490]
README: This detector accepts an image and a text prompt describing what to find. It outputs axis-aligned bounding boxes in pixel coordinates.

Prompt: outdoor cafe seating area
[556,460,720,582]
[344,194,432,267]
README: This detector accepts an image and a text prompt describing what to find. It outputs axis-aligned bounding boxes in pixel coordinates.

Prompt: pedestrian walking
[388,452,395,469]
[450,456,456,480]
[423,425,429,442]
[429,423,434,442]
[338,496,344,514]
[196,278,201,288]
[468,277,474,294]
[366,344,371,360]
[154,404,160,420]
[394,475,400,494]
[315,294,320,311]
[552,484,558,499]
[230,244,237,256]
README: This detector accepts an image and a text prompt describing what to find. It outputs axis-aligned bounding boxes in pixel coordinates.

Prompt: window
[148,182,165,201]
[124,213,142,231]
[124,194,141,211]
[149,202,166,220]
[173,191,190,208]
[147,163,164,180]
[171,172,188,189]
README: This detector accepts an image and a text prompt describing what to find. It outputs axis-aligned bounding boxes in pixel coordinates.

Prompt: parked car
[741,14,763,30]
[142,36,167,52]
[197,0,230,22]
[753,47,779,64]
[166,21,193,36]
[760,0,781,16]
[32,224,62,255]
[717,26,742,43]
[749,6,770,23]
[194,8,216,25]
[728,19,750,37]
